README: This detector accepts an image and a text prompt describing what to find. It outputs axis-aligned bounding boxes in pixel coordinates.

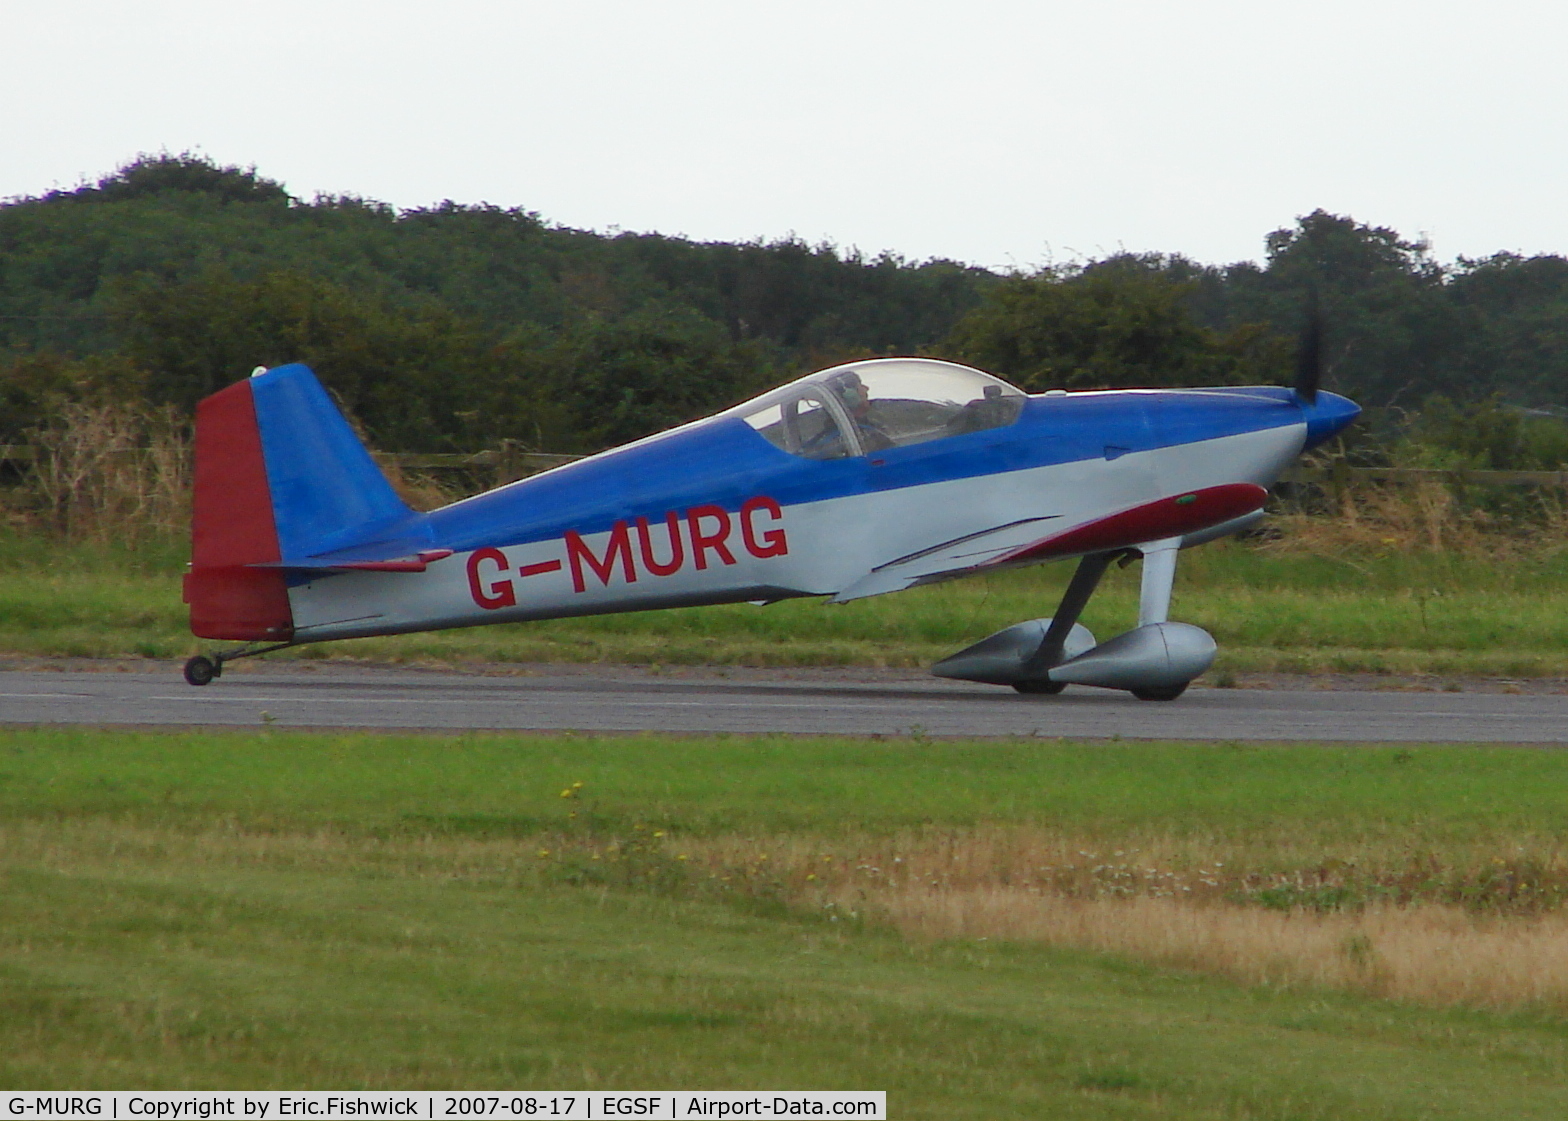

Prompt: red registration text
[466,496,788,608]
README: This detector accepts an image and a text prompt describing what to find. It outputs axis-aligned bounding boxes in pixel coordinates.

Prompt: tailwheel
[1131,682,1188,702]
[1013,679,1067,695]
[183,655,220,687]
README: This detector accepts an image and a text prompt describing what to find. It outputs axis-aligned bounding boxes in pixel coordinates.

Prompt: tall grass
[10,402,190,544]
[2,403,462,546]
[538,824,1568,1014]
[874,891,1568,1013]
[1269,477,1568,561]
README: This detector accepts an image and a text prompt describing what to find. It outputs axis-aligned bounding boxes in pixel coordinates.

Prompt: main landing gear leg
[1130,537,1188,701]
[1012,550,1122,694]
[935,539,1214,700]
[183,642,294,687]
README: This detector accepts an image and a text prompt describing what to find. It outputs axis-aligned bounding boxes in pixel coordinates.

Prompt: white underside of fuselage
[286,422,1305,643]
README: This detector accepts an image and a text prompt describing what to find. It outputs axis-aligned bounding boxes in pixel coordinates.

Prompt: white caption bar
[3,1094,886,1121]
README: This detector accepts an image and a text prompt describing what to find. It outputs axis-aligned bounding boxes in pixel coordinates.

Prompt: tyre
[1131,682,1188,701]
[1013,679,1067,695]
[183,655,218,687]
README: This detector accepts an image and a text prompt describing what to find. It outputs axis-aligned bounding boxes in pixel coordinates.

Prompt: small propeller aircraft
[181,344,1357,699]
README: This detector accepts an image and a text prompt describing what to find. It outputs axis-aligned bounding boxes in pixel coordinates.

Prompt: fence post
[1329,459,1350,513]
[494,439,520,488]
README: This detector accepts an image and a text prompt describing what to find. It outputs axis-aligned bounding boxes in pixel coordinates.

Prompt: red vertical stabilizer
[183,380,295,641]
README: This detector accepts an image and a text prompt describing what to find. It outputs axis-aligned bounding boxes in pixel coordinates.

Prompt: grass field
[5,727,1568,1116]
[5,531,1568,677]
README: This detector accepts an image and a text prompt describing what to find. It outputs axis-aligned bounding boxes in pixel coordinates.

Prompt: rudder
[185,376,294,640]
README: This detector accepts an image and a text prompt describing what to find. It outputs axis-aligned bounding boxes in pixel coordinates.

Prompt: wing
[831,483,1267,603]
[831,517,1061,603]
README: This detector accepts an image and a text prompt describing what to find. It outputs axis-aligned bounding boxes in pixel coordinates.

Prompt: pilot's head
[834,371,869,413]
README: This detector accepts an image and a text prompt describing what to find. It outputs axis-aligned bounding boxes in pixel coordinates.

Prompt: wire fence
[1,440,583,489]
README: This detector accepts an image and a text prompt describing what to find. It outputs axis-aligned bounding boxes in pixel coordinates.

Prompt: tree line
[3,154,1567,465]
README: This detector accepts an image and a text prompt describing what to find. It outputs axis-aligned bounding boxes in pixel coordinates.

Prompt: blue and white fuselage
[185,358,1357,697]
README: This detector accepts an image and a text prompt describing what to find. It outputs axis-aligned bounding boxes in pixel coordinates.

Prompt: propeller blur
[181,358,1358,699]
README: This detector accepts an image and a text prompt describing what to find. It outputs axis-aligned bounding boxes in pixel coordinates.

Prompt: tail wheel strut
[182,641,294,687]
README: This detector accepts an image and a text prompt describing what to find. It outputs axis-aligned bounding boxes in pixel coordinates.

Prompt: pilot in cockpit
[825,370,895,452]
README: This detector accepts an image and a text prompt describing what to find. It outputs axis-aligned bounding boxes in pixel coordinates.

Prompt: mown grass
[18,827,1568,1117]
[12,725,1568,840]
[6,728,1568,1114]
[4,530,1568,676]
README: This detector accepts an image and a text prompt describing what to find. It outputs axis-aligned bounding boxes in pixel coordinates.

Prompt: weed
[1341,932,1378,970]
[1076,1068,1144,1093]
[16,403,189,544]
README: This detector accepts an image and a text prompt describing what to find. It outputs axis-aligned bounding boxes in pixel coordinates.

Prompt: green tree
[547,305,777,450]
[1400,395,1568,471]
[1444,253,1568,410]
[943,257,1285,391]
[0,351,146,441]
[0,155,989,376]
[112,269,503,450]
[1224,211,1460,406]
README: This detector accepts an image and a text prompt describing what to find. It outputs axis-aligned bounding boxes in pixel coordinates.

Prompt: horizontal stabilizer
[250,549,454,574]
[247,548,451,573]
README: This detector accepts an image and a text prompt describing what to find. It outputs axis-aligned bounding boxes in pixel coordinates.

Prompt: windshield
[738,358,1024,457]
[738,391,854,460]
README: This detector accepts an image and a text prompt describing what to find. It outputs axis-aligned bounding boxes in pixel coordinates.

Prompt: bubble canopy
[733,358,1026,460]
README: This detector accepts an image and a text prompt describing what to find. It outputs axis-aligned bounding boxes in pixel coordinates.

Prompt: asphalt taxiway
[1,663,1564,742]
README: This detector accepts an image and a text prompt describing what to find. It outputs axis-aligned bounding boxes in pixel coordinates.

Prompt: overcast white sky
[3,0,1563,270]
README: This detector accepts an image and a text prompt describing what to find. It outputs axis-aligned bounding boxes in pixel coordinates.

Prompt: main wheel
[183,655,218,687]
[1013,679,1067,695]
[1131,682,1188,702]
